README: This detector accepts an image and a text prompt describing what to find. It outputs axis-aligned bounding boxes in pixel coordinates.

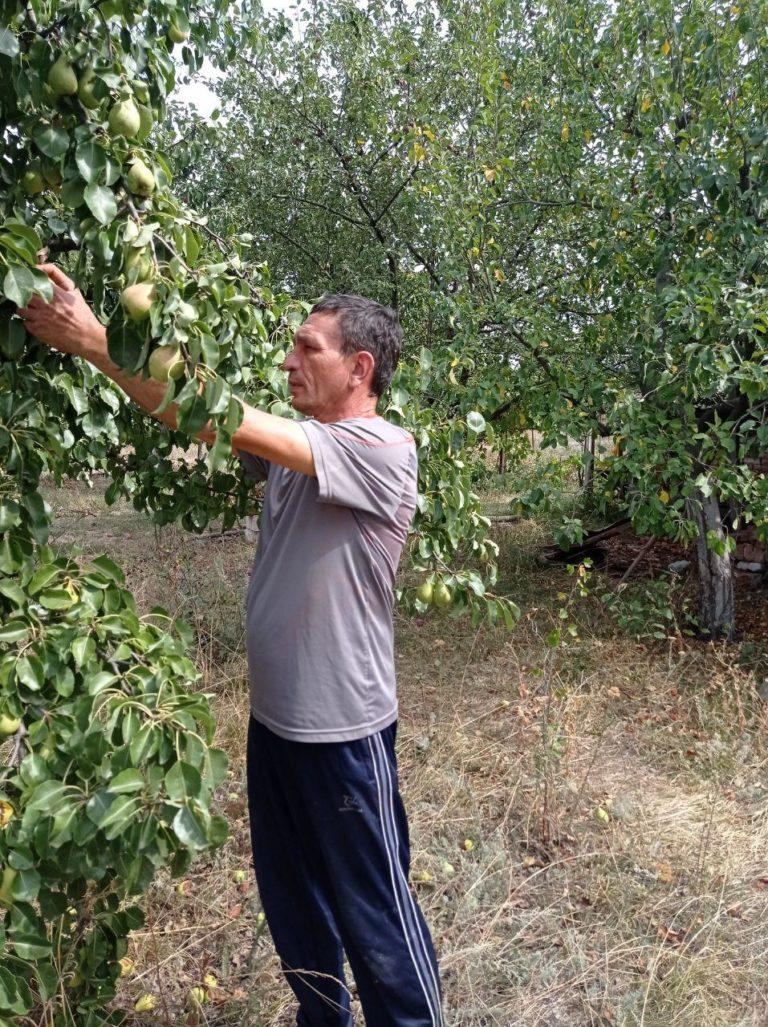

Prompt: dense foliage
[175,0,768,636]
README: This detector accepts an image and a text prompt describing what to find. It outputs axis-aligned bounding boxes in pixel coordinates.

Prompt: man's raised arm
[18,264,315,476]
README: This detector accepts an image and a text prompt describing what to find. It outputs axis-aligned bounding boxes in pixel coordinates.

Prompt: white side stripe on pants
[368,735,444,1026]
[373,734,444,1025]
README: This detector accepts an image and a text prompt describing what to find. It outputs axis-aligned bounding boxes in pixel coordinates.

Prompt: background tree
[174,0,768,638]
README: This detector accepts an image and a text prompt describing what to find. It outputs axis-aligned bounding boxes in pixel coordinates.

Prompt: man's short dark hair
[310,294,402,398]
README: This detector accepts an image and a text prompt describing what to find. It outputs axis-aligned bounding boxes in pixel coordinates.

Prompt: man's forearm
[83,325,314,475]
[84,323,181,431]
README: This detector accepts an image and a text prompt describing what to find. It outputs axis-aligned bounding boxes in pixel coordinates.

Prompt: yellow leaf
[450,357,459,367]
[483,166,496,183]
[494,268,505,282]
[118,957,135,977]
[408,141,427,164]
[561,121,570,142]
[583,129,592,142]
[0,801,13,828]
[595,806,610,823]
[705,229,714,242]
[659,489,670,505]
[423,127,436,142]
[640,95,652,113]
[661,40,670,56]
[521,96,532,110]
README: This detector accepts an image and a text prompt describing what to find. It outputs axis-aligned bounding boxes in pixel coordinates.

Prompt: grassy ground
[45,476,768,1026]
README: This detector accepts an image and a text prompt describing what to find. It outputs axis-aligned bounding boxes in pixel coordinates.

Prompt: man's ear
[350,349,375,391]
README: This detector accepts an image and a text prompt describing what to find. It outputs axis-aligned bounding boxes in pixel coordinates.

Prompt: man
[20,268,444,1027]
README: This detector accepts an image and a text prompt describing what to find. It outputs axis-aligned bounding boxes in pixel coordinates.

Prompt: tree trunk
[497,450,507,475]
[685,489,735,639]
[582,433,595,496]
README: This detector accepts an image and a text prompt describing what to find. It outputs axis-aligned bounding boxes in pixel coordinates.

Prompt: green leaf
[172,805,208,850]
[75,140,108,184]
[466,411,486,434]
[2,266,35,308]
[83,183,117,225]
[38,588,75,610]
[99,795,140,839]
[0,28,19,58]
[107,321,147,372]
[9,932,52,960]
[109,768,144,794]
[27,781,73,813]
[33,123,69,159]
[165,761,201,802]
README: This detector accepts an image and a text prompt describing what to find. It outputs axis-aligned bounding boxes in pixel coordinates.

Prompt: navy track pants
[246,716,444,1027]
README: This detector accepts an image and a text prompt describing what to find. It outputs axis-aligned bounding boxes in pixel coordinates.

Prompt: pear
[48,56,78,97]
[124,246,154,280]
[121,282,156,321]
[21,168,45,195]
[176,301,197,326]
[108,98,141,139]
[168,20,190,43]
[77,65,100,109]
[432,582,453,609]
[0,713,20,736]
[147,344,184,382]
[136,104,153,141]
[126,157,155,197]
[416,582,434,604]
[0,867,17,908]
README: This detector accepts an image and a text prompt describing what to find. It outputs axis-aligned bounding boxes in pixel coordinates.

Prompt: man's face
[281,312,361,419]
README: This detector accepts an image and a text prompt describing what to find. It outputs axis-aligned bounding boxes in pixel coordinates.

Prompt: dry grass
[43,479,768,1027]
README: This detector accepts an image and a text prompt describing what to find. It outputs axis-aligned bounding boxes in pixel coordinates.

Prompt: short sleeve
[300,419,416,521]
[237,449,270,483]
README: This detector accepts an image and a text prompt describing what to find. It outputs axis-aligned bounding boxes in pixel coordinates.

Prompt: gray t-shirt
[239,415,417,743]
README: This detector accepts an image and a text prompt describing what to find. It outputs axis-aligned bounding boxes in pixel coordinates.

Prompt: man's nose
[281,349,298,371]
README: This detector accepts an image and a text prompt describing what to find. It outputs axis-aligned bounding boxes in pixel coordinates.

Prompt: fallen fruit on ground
[148,344,184,382]
[134,993,158,1013]
[187,986,208,1006]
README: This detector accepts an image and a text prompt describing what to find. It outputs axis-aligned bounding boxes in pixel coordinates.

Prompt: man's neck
[314,397,378,424]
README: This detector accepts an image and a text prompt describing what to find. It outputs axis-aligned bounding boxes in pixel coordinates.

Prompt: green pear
[0,713,20,736]
[147,345,184,382]
[48,56,78,97]
[108,98,141,139]
[126,157,155,197]
[176,301,197,326]
[77,65,100,109]
[432,582,453,609]
[21,168,45,195]
[0,867,17,908]
[136,104,153,141]
[416,582,434,604]
[121,282,156,321]
[168,20,190,43]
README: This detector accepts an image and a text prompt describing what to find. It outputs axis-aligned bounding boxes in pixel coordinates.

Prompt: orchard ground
[44,459,768,1027]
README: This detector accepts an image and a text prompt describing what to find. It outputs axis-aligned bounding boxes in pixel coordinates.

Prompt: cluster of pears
[120,255,192,383]
[415,578,453,609]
